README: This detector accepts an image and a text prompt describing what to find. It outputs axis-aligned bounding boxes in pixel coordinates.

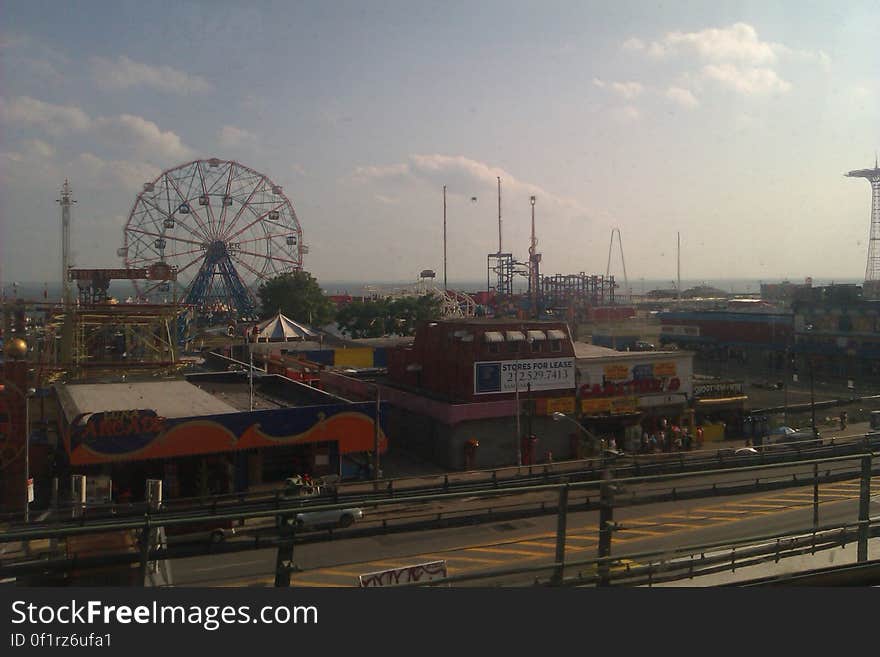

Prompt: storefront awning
[547,329,567,340]
[527,330,546,341]
[483,331,504,343]
[506,330,526,341]
[695,395,748,406]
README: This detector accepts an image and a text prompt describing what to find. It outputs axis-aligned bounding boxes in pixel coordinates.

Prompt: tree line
[256,271,442,337]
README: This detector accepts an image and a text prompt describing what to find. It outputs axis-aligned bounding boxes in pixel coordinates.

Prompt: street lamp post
[809,355,816,438]
[805,323,817,438]
[551,411,599,454]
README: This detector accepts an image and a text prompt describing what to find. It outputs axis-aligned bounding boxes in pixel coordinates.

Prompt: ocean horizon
[1,275,864,302]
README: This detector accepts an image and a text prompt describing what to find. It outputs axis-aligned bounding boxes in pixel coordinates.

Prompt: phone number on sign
[501,361,573,387]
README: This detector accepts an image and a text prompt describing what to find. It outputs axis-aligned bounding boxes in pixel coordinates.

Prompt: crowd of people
[600,418,706,455]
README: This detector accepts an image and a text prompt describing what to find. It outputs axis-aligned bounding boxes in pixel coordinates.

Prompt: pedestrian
[696,425,704,449]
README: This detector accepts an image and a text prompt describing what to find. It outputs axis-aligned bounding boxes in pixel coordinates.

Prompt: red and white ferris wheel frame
[121,158,304,299]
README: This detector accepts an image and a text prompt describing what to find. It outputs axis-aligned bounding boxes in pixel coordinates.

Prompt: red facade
[387,319,575,403]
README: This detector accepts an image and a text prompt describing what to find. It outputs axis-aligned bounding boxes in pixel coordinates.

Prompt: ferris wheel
[120,158,304,318]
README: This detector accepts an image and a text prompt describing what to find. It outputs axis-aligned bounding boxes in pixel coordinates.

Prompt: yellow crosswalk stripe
[441,554,504,564]
[617,528,665,537]
[311,567,366,577]
[467,546,547,557]
[518,540,558,549]
[726,503,787,509]
[293,580,350,587]
[564,534,599,543]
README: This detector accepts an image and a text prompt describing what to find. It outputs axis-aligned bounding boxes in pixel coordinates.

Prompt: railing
[1,451,876,587]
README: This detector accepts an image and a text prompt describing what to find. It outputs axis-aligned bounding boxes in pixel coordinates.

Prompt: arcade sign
[72,409,167,443]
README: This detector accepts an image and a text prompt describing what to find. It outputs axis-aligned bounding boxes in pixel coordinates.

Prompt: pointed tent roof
[254,312,318,342]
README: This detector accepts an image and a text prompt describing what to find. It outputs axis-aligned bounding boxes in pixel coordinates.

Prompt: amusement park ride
[120,159,304,320]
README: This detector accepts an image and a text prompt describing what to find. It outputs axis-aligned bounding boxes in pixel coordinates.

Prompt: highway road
[168,472,880,587]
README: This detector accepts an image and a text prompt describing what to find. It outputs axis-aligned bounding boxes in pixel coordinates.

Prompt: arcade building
[320,318,698,469]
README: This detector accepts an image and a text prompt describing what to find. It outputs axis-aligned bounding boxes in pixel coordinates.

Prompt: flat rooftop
[573,342,683,360]
[56,379,240,422]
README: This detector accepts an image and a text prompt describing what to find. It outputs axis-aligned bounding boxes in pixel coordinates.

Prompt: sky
[1,0,879,292]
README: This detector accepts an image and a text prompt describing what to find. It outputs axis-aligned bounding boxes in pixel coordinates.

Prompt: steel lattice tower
[56,179,75,305]
[847,157,880,299]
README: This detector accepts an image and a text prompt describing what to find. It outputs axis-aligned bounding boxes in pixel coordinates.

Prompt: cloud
[74,152,161,192]
[611,81,643,100]
[0,95,91,134]
[702,64,791,95]
[218,124,255,149]
[621,37,645,52]
[352,154,590,217]
[23,139,55,158]
[94,114,193,160]
[665,86,700,108]
[623,23,826,97]
[641,23,782,64]
[593,79,644,100]
[91,55,212,94]
[611,105,641,122]
[374,194,400,205]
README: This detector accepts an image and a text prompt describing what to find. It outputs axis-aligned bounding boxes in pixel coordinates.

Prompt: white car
[295,507,363,530]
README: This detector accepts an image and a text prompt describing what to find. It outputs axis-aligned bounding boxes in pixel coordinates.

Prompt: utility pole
[529,196,538,318]
[677,231,681,302]
[515,362,522,467]
[373,385,381,481]
[443,185,448,292]
[497,176,502,254]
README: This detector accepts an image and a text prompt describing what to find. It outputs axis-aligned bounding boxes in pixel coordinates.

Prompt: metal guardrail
[2,451,876,586]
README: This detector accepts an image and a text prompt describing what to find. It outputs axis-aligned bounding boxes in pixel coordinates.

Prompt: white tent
[253,312,318,342]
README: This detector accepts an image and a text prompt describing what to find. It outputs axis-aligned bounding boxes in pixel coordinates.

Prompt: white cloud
[23,139,55,158]
[218,124,255,149]
[643,23,782,64]
[0,95,91,134]
[610,81,643,100]
[74,152,161,191]
[665,86,699,109]
[702,64,791,95]
[593,79,643,100]
[611,105,641,122]
[621,37,645,52]
[352,154,590,217]
[374,194,400,205]
[352,162,410,183]
[94,114,192,160]
[91,55,212,94]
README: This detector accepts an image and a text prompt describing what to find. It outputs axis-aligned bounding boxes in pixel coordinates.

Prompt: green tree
[335,294,442,338]
[256,271,335,325]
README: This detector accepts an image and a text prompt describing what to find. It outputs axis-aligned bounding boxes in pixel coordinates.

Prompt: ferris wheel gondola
[121,158,304,318]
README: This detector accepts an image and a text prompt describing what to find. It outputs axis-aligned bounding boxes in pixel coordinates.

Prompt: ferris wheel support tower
[847,156,880,299]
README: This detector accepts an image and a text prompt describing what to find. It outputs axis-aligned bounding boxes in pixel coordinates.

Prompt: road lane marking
[311,567,367,577]
[190,559,268,573]
[518,540,558,549]
[617,528,665,537]
[467,546,548,557]
[293,580,349,588]
[725,503,788,509]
